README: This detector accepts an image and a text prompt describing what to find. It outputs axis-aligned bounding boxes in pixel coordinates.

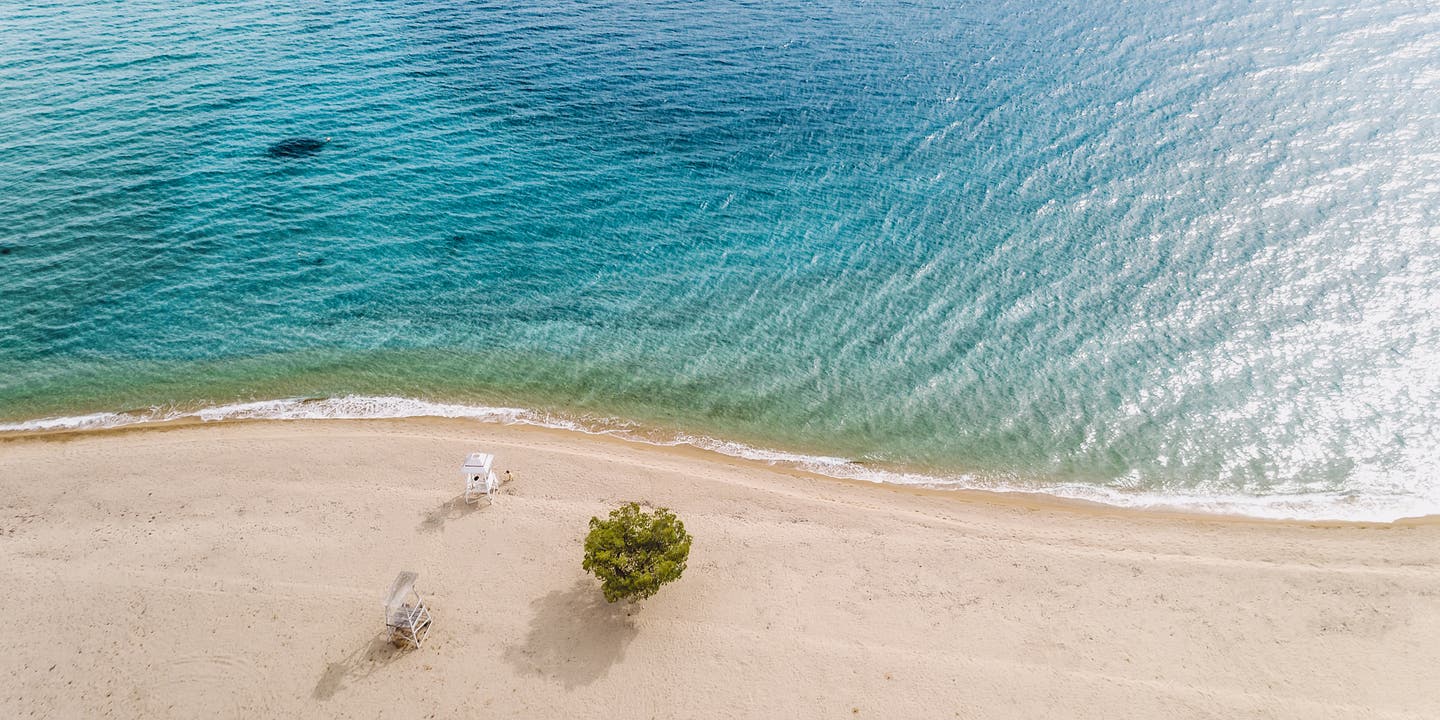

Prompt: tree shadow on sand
[502,579,638,688]
[418,493,485,533]
[313,633,405,700]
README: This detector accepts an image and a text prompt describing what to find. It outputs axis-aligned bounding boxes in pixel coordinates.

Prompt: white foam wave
[0,396,535,433]
[0,410,146,433]
[2,395,1435,523]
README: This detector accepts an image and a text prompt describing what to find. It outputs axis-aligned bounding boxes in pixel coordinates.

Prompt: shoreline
[2,418,1437,718]
[3,400,1437,527]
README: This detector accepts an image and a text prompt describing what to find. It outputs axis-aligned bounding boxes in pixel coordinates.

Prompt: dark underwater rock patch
[267,137,329,158]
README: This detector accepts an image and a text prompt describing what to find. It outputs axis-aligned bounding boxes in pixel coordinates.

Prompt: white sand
[1,419,1437,718]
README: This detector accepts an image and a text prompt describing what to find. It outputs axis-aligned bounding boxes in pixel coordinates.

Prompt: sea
[2,0,1438,521]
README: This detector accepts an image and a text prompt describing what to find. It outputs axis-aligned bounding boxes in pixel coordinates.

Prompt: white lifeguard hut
[383,571,432,649]
[462,452,499,504]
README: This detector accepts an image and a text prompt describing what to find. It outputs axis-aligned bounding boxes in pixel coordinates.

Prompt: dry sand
[1,419,1437,719]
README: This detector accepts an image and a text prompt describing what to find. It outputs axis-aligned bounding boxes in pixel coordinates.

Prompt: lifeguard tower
[462,452,499,504]
[383,571,432,649]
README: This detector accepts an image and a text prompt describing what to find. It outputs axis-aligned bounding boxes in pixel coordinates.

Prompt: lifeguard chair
[383,571,432,649]
[462,452,499,504]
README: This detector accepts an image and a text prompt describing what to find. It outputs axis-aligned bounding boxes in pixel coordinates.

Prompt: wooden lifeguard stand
[383,571,432,649]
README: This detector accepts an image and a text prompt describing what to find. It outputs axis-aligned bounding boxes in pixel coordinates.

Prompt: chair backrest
[384,571,419,619]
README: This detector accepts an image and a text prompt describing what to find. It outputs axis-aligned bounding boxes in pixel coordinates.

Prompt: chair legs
[388,615,431,648]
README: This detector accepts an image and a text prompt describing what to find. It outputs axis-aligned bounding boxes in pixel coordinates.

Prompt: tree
[582,502,692,603]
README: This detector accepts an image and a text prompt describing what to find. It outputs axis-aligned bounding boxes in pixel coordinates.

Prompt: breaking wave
[3,395,1434,523]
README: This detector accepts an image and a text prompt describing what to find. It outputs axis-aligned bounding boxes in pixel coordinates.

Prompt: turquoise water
[3,0,1438,519]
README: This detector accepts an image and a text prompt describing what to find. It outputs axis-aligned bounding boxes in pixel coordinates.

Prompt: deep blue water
[2,0,1438,519]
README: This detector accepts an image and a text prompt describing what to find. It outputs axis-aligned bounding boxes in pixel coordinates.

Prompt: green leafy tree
[582,502,693,603]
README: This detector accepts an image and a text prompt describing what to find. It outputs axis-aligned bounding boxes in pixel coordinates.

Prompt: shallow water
[2,0,1438,519]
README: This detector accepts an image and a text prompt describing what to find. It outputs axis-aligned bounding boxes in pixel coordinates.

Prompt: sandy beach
[1,418,1437,719]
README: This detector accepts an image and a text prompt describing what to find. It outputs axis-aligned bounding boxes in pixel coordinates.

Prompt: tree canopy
[582,502,692,603]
